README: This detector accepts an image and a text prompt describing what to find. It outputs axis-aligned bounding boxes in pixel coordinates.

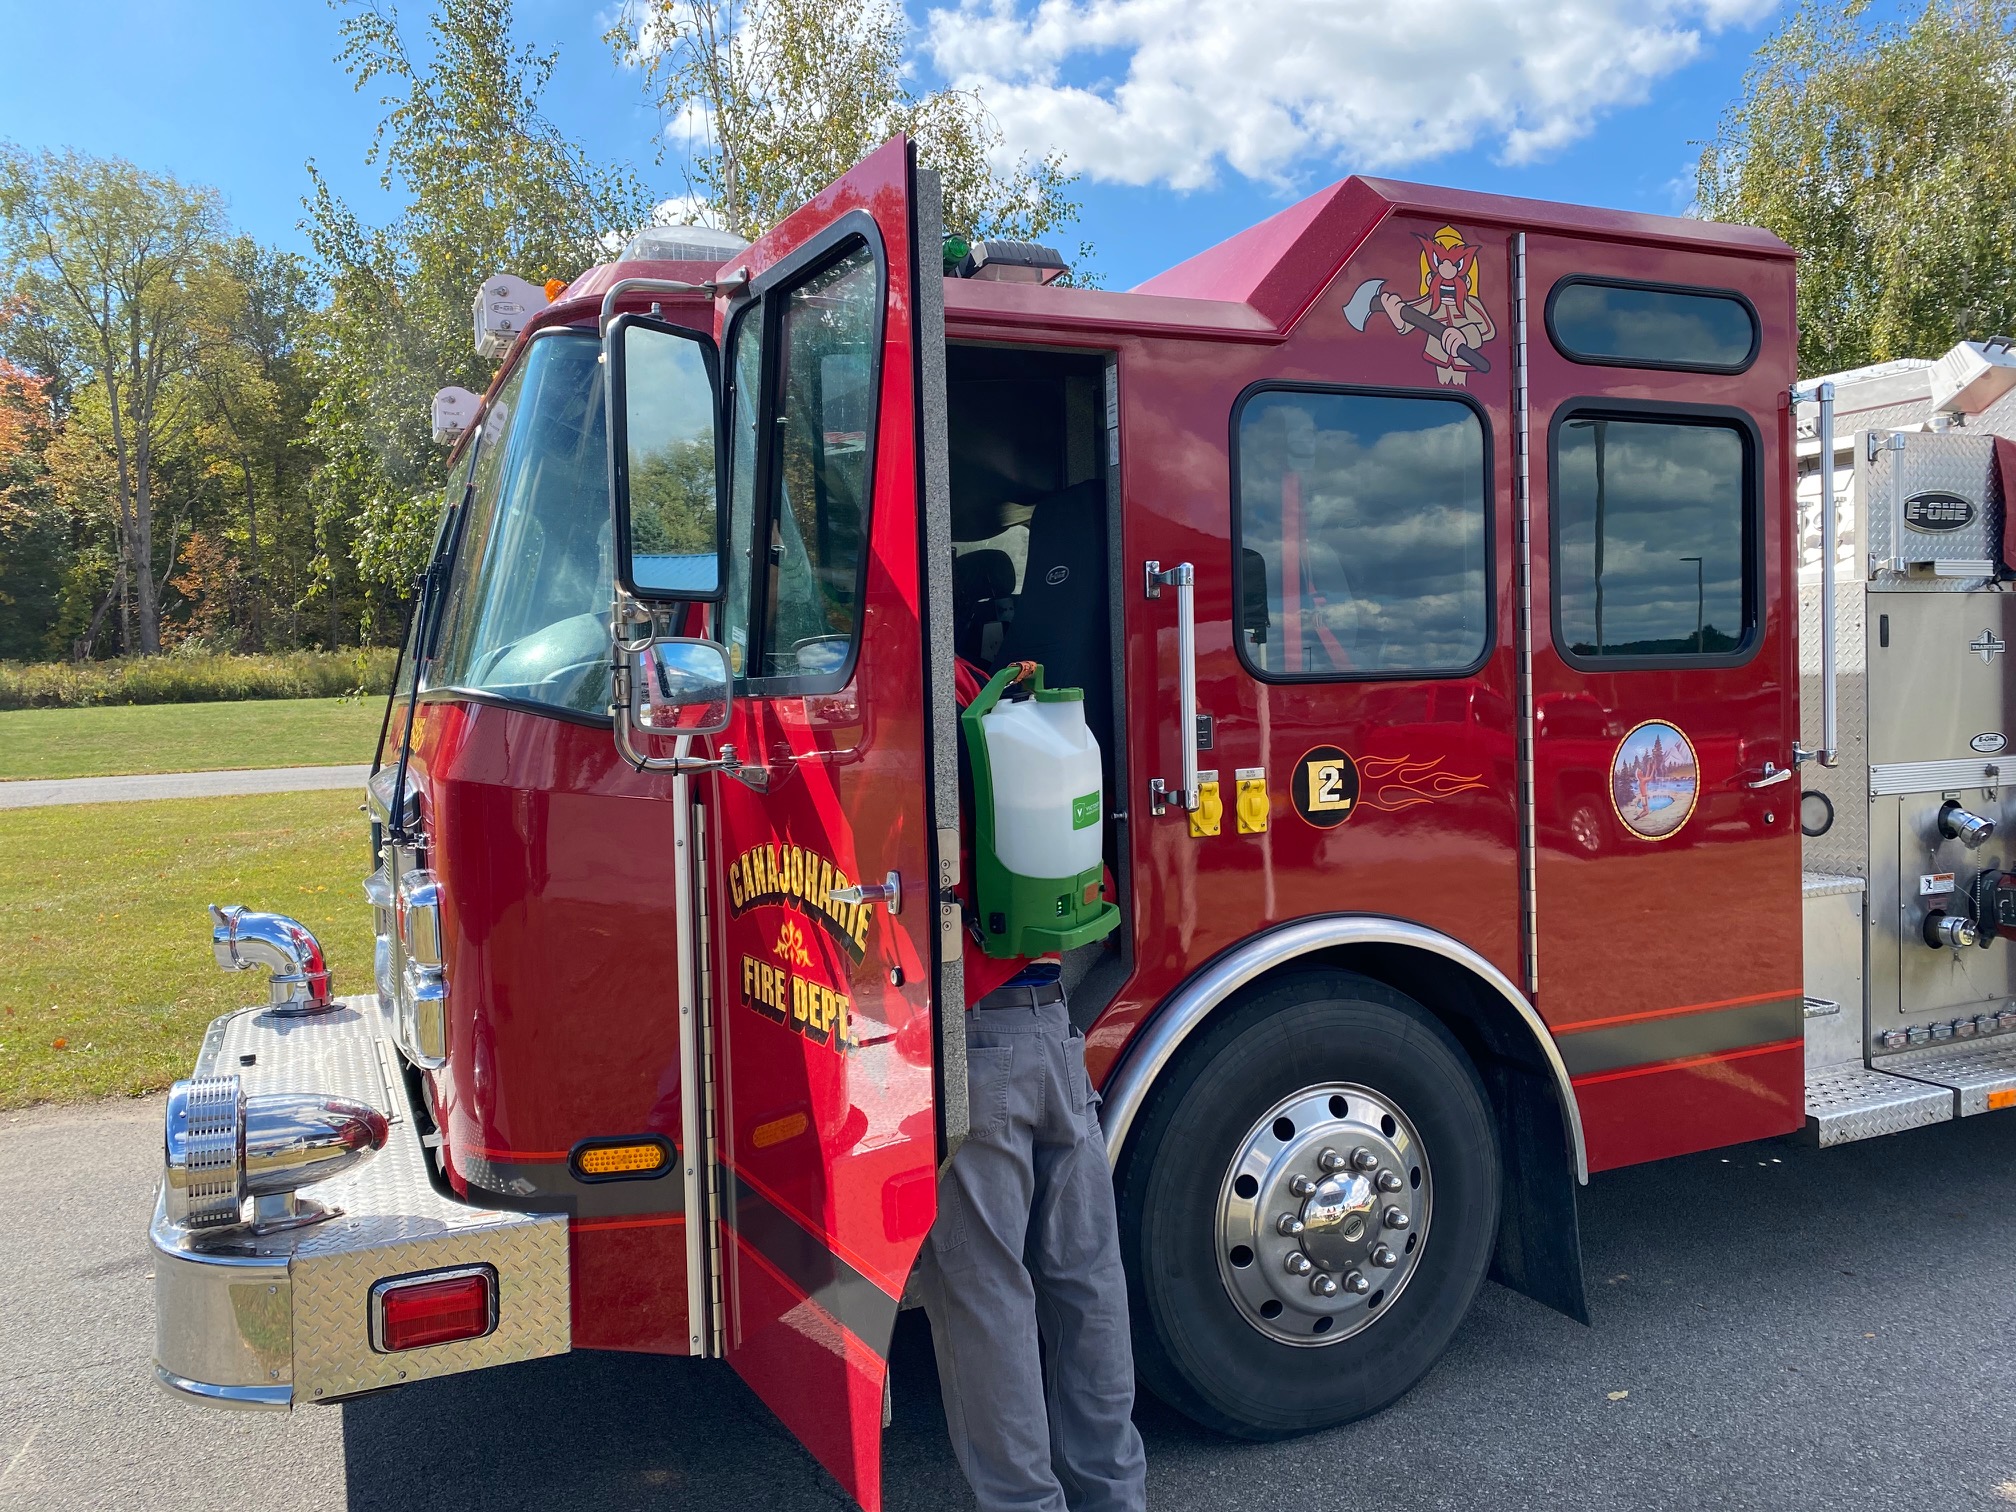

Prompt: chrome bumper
[151,995,570,1409]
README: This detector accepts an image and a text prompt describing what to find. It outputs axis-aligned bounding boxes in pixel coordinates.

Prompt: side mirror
[631,637,733,736]
[606,314,724,601]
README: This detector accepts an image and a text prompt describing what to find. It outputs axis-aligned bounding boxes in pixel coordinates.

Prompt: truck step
[1804,1064,1952,1147]
[1879,1038,2016,1118]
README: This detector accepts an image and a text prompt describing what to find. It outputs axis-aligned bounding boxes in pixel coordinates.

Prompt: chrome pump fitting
[1938,800,1997,850]
[1925,911,1980,950]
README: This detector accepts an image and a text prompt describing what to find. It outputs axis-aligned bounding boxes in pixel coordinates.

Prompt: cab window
[1234,386,1490,680]
[430,332,614,716]
[1550,411,1755,664]
[723,239,881,686]
[1547,278,1758,373]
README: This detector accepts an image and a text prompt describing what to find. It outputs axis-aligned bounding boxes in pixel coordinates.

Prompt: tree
[609,0,1087,265]
[0,148,225,653]
[1698,0,2016,374]
[306,0,654,626]
[183,239,323,648]
[0,310,64,660]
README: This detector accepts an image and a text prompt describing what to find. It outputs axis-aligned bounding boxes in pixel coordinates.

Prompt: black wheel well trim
[1099,914,1587,1184]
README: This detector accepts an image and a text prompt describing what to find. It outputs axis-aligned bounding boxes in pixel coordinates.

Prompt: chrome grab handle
[1145,560,1199,813]
[830,871,902,917]
[1745,762,1793,790]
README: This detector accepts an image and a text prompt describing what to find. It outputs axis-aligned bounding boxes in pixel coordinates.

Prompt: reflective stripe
[1558,996,1803,1080]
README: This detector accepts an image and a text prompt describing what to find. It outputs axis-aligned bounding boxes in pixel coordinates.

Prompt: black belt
[972,979,1067,1011]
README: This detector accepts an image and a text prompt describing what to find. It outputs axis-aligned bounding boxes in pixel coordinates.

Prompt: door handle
[1745,762,1793,789]
[1145,560,1199,815]
[830,871,901,916]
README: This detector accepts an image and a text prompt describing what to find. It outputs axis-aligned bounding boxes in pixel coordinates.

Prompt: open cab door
[605,136,956,1512]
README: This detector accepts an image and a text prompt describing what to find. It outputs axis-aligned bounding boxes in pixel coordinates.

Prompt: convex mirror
[632,637,733,735]
[606,315,724,601]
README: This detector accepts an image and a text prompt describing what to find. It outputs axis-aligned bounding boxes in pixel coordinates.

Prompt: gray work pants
[915,992,1149,1512]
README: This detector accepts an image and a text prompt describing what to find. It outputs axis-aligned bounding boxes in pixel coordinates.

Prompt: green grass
[0,791,377,1108]
[0,698,386,781]
[0,648,397,709]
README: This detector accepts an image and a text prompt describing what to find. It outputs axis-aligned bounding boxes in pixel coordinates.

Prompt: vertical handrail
[1817,380,1839,767]
[670,745,711,1356]
[1145,560,1200,812]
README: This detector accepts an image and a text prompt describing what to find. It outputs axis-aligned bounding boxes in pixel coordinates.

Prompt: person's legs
[1027,1005,1147,1512]
[917,1005,1071,1512]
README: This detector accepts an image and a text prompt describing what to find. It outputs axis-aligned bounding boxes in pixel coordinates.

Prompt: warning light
[571,1138,671,1179]
[371,1267,496,1353]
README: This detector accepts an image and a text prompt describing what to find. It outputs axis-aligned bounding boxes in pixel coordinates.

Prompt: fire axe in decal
[1343,276,1493,376]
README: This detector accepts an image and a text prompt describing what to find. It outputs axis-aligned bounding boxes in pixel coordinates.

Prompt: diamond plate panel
[166,996,570,1404]
[1799,580,1868,879]
[1879,1038,2016,1117]
[1862,431,2003,578]
[1804,1064,1951,1146]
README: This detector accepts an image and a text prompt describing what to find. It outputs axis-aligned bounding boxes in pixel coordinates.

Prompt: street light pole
[1680,555,1703,653]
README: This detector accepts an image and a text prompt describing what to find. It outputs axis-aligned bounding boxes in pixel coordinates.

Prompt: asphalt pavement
[7,1096,2016,1512]
[0,765,372,809]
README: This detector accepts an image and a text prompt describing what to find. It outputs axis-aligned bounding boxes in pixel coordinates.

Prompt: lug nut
[1317,1147,1347,1173]
[1311,1273,1340,1298]
[1370,1243,1399,1269]
[1277,1214,1305,1237]
[1286,1252,1314,1276]
[1344,1270,1370,1295]
[1376,1169,1403,1193]
[1350,1147,1379,1172]
[1289,1174,1317,1197]
[1383,1206,1410,1230]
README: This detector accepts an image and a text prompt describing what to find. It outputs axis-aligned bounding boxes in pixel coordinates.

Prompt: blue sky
[0,1,1796,292]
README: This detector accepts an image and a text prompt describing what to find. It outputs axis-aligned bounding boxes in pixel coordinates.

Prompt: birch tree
[0,148,223,653]
[608,0,1086,263]
[1698,0,2016,373]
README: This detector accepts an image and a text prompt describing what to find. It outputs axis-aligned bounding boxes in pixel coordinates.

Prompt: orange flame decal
[1356,754,1487,812]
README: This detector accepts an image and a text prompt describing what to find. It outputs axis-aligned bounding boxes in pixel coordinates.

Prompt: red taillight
[371,1267,496,1353]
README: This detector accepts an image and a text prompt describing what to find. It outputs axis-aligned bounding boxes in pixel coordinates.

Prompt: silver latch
[830,871,902,917]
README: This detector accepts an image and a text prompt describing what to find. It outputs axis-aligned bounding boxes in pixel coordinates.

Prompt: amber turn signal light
[370,1267,497,1353]
[570,1136,672,1181]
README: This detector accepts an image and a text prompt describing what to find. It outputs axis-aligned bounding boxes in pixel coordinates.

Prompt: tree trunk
[134,432,160,654]
[243,459,262,650]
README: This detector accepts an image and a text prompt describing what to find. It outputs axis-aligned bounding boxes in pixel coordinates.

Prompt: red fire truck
[150,136,2016,1511]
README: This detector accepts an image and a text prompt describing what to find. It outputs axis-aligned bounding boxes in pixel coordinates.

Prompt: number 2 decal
[1291,745,1360,829]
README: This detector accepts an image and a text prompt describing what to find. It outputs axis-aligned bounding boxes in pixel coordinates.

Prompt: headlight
[164,1074,390,1230]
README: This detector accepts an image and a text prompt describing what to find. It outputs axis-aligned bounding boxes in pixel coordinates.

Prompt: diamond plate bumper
[151,996,570,1409]
[1804,1064,1952,1147]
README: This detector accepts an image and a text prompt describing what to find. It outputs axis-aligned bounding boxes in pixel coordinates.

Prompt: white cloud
[921,0,1775,190]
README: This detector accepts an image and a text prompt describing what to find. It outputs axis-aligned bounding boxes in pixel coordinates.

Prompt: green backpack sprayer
[961,661,1122,959]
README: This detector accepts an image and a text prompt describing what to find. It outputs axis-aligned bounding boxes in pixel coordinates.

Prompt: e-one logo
[1903,491,1976,533]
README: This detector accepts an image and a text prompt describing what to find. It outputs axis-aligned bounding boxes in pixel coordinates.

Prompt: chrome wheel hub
[1214,1083,1432,1347]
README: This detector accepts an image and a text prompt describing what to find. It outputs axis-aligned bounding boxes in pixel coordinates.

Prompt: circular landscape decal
[1610,720,1698,841]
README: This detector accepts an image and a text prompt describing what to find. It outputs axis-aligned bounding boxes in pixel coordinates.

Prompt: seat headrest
[953,548,1017,603]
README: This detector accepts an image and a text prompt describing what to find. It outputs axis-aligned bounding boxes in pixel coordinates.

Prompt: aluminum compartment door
[701,137,940,1512]
[1523,232,1805,1171]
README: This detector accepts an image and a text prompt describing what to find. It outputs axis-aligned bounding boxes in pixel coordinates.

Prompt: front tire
[1117,970,1499,1438]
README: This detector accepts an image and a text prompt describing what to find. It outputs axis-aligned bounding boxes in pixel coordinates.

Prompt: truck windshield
[428,331,615,717]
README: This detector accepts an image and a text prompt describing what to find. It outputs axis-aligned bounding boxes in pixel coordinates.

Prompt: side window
[1551,413,1753,663]
[430,332,615,715]
[722,310,762,678]
[757,243,879,681]
[1235,388,1489,679]
[1547,278,1758,373]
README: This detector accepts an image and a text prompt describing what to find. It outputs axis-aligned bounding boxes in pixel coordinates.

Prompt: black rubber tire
[1117,969,1500,1439]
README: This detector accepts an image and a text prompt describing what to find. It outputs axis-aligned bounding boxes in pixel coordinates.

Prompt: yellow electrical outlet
[1191,771,1223,838]
[1235,767,1269,834]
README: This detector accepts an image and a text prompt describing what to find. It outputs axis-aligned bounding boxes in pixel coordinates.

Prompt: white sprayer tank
[981,693,1104,881]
